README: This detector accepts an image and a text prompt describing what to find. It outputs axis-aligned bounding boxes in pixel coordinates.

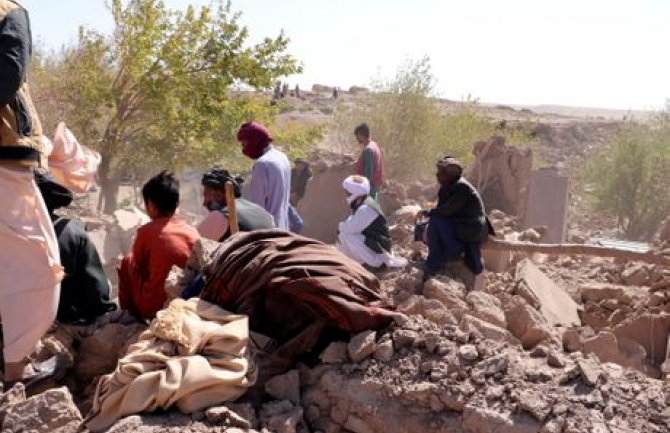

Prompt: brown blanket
[200,229,395,372]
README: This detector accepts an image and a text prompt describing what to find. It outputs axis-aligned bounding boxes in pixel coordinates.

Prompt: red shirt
[119,217,199,319]
[355,140,385,190]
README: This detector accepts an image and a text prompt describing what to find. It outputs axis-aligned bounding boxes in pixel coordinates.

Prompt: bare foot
[3,361,27,383]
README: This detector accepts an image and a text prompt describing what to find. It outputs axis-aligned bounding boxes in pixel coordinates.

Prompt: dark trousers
[425,216,483,274]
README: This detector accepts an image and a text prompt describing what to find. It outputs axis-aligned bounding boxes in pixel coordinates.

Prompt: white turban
[342,175,370,204]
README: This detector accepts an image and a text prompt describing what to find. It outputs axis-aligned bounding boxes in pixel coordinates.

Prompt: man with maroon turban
[237,121,291,230]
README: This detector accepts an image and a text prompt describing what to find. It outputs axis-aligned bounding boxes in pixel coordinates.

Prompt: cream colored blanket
[86,298,255,432]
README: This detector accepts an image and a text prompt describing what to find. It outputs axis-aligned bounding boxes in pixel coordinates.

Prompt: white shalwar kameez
[337,203,407,268]
[0,166,63,363]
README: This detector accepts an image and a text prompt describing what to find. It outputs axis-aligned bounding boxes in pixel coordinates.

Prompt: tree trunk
[97,155,120,215]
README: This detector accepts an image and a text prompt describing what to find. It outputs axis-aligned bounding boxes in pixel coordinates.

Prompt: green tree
[334,57,531,181]
[584,113,670,240]
[31,0,300,214]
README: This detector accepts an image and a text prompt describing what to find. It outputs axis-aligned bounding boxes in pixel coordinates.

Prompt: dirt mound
[3,197,669,433]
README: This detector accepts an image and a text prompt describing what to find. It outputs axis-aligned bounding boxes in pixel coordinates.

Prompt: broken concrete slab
[461,314,520,346]
[466,290,507,328]
[524,167,568,243]
[504,297,556,349]
[515,259,581,328]
[581,331,657,377]
[613,312,670,365]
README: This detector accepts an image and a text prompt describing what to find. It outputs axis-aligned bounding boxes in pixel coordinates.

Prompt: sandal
[3,355,69,393]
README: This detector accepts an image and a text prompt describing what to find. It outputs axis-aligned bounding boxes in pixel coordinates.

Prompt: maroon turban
[237,121,273,160]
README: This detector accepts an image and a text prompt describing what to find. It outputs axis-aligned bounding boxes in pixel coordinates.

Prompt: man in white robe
[336,175,407,269]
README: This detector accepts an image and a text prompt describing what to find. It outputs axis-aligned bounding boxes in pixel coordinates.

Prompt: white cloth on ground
[337,203,407,268]
[0,166,63,362]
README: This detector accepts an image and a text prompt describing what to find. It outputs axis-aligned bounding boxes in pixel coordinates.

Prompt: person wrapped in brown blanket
[199,229,397,378]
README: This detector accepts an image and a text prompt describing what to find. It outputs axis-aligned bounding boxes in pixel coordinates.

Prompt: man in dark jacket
[420,157,492,275]
[197,167,275,242]
[35,172,117,324]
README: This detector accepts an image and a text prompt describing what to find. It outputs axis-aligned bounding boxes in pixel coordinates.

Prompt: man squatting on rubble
[337,175,407,270]
[197,166,275,242]
[118,171,200,320]
[0,0,65,385]
[418,156,493,277]
[238,121,292,231]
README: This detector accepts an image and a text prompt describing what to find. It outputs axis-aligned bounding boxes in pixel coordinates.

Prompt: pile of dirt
[2,200,669,433]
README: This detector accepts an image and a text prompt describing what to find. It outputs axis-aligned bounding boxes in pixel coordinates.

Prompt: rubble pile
[655,216,670,256]
[1,202,668,432]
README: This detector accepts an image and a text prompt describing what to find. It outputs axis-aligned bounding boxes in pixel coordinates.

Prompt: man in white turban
[336,175,407,270]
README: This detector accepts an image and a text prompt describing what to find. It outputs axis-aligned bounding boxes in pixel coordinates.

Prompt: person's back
[251,146,291,229]
[118,171,199,320]
[135,217,197,305]
[198,166,276,242]
[200,198,275,242]
[53,217,116,324]
[238,122,291,230]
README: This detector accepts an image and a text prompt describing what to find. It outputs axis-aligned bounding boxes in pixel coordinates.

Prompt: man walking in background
[354,123,384,200]
[237,121,291,230]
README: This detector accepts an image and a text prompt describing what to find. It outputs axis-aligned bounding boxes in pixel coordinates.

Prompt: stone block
[515,259,581,328]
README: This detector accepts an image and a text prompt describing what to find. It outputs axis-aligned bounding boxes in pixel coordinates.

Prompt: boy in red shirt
[118,171,199,320]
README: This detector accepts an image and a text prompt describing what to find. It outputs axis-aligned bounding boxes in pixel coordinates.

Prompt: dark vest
[218,198,275,241]
[355,197,392,254]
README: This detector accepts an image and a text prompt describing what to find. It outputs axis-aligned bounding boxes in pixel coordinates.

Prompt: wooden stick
[224,181,239,235]
[483,238,670,267]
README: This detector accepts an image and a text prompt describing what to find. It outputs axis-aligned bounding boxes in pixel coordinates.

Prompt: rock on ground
[2,387,82,433]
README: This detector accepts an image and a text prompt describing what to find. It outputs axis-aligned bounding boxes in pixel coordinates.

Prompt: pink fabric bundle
[49,122,101,193]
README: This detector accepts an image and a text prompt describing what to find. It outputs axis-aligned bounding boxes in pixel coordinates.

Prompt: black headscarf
[201,167,244,198]
[35,171,74,213]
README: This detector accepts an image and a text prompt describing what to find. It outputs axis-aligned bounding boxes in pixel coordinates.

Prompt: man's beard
[205,200,226,212]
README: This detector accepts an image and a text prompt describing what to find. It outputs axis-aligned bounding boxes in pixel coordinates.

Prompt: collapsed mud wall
[297,153,355,243]
[467,136,533,220]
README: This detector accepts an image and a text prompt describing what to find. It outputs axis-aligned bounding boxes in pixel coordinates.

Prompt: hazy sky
[22,0,670,110]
